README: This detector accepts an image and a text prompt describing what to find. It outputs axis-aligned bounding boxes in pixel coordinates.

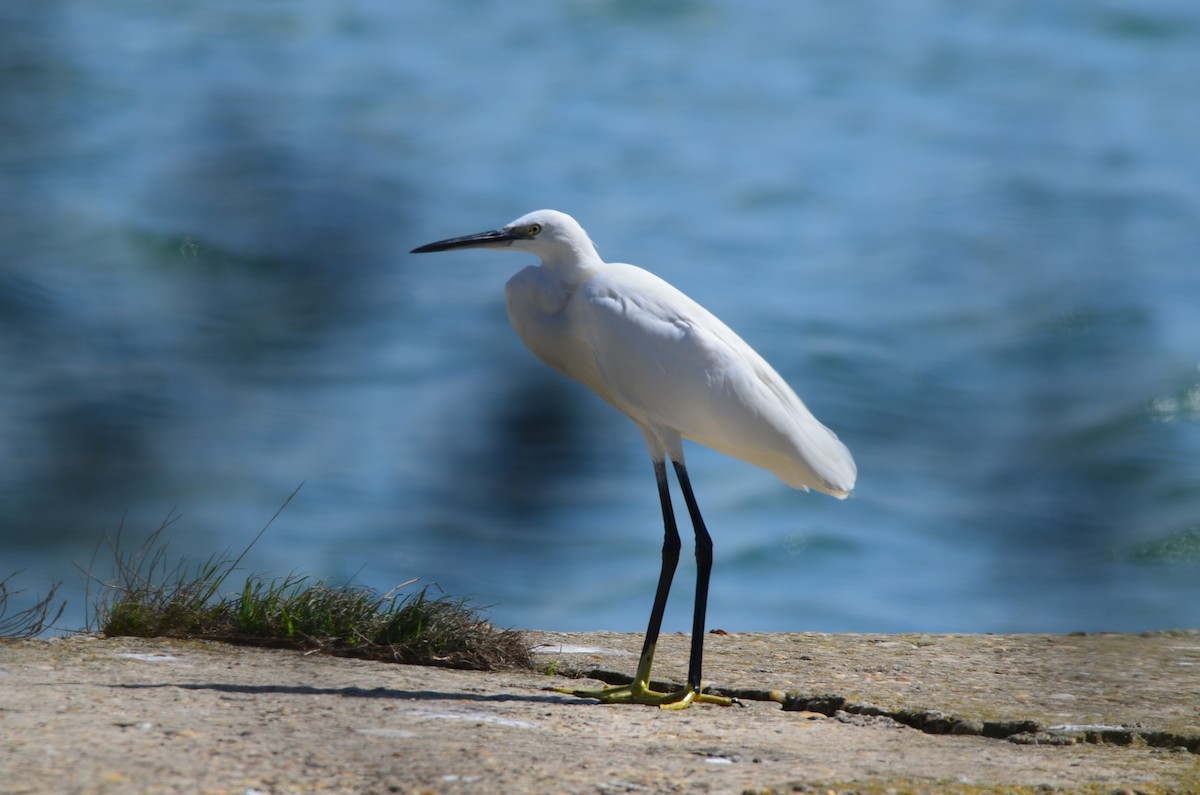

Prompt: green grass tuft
[88,496,533,670]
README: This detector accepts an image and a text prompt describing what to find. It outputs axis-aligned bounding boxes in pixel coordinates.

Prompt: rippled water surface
[2,1,1198,634]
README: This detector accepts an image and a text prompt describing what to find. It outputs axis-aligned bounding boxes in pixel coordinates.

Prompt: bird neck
[540,242,603,286]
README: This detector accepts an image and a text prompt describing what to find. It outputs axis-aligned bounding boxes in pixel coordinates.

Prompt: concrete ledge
[2,631,1197,794]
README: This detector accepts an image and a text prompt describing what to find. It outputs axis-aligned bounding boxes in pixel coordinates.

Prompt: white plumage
[412,208,855,708]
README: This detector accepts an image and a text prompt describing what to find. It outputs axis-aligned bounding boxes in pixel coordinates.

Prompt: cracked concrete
[1,631,1197,794]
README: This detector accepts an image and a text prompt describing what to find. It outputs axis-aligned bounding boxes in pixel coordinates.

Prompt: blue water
[2,1,1198,636]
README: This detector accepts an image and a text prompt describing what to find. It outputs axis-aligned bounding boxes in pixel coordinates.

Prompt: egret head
[411,209,600,266]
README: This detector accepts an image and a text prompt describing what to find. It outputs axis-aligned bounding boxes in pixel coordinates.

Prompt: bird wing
[574,265,855,497]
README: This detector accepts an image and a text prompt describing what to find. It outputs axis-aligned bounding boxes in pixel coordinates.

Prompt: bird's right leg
[630,458,682,686]
[552,460,728,707]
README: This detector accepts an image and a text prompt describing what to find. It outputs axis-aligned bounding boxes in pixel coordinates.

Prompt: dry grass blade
[0,573,66,639]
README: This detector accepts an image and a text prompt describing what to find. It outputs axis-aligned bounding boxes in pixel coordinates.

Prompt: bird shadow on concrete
[109,681,583,705]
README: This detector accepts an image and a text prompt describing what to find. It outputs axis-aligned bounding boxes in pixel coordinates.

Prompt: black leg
[672,460,712,694]
[550,456,732,707]
[638,460,682,670]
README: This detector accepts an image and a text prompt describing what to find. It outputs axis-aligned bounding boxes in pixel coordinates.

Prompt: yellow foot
[551,679,735,709]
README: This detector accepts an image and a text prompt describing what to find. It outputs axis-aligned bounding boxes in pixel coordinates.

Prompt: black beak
[410,228,520,254]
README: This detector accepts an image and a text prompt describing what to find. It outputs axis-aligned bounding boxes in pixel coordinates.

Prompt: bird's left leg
[670,460,735,708]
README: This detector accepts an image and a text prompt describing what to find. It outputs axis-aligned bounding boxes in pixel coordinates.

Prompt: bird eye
[527,224,542,237]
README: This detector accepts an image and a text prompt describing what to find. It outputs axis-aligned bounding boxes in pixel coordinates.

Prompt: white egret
[411,209,855,708]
